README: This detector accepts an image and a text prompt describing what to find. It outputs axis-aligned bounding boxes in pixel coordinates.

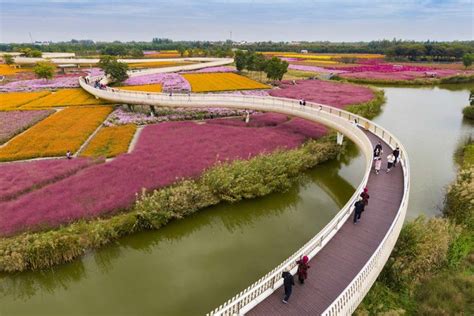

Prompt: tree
[462,54,473,69]
[234,50,246,71]
[102,45,127,56]
[20,48,42,58]
[34,62,55,80]
[3,54,14,66]
[98,55,129,83]
[264,57,288,81]
[129,48,144,58]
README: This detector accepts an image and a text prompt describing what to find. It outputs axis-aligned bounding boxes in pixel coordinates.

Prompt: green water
[0,84,472,316]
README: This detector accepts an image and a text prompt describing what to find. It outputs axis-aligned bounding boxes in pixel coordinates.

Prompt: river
[0,84,472,316]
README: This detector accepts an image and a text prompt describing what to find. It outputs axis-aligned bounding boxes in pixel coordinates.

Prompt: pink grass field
[339,69,468,81]
[0,113,327,236]
[0,158,97,202]
[0,110,54,144]
[269,80,374,109]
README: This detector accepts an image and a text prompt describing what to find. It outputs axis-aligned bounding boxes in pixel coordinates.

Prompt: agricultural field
[0,91,50,110]
[128,61,194,69]
[0,106,112,161]
[0,64,29,76]
[182,73,270,92]
[19,88,110,108]
[81,124,137,158]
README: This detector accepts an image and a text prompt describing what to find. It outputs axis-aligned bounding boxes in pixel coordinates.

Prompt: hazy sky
[0,0,472,43]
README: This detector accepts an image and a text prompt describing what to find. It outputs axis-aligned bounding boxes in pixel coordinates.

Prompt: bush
[462,105,474,120]
[440,74,474,84]
[346,88,386,119]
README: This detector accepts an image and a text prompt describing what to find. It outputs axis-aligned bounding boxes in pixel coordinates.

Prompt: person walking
[373,142,383,159]
[393,147,400,166]
[296,256,310,284]
[386,153,395,172]
[353,198,365,224]
[66,150,72,160]
[360,187,370,206]
[282,269,295,304]
[374,157,382,174]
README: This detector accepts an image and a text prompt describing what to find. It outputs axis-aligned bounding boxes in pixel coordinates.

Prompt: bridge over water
[79,58,410,315]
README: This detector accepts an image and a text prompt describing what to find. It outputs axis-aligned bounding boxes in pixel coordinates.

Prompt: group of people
[299,99,307,106]
[281,255,310,304]
[373,142,400,174]
[83,76,107,89]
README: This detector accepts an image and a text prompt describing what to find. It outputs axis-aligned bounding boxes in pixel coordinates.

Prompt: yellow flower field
[128,61,193,69]
[20,88,110,109]
[0,91,51,111]
[182,73,269,92]
[0,64,30,76]
[120,84,163,92]
[81,124,136,158]
[0,106,112,161]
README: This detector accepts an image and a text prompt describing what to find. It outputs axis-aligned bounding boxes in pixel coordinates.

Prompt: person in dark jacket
[353,199,365,223]
[393,147,400,166]
[296,256,310,284]
[282,270,295,304]
[373,142,383,159]
[360,187,370,206]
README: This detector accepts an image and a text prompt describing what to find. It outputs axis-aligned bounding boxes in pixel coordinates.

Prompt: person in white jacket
[386,153,395,172]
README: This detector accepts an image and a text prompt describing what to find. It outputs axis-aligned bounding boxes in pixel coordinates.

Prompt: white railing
[79,77,409,316]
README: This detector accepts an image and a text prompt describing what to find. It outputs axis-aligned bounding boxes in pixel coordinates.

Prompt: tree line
[1,38,473,61]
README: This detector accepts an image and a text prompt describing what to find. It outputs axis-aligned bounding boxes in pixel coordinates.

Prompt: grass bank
[356,138,474,315]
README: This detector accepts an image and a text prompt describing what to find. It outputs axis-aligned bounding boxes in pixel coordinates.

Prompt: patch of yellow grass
[182,73,269,92]
[20,88,110,109]
[0,106,112,161]
[119,84,163,92]
[81,124,136,158]
[0,91,51,111]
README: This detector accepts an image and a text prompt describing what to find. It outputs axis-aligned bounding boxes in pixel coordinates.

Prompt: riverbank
[334,74,474,86]
[357,138,474,315]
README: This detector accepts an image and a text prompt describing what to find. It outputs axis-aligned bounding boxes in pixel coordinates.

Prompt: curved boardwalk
[247,130,404,315]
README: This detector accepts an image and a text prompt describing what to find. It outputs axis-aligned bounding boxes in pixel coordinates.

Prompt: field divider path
[79,58,410,315]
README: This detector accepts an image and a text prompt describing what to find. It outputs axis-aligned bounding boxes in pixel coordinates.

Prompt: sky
[0,0,472,43]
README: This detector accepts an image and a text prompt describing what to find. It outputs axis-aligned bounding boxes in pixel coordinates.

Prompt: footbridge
[79,63,410,315]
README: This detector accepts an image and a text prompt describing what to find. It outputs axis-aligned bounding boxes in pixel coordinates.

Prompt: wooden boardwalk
[247,130,404,315]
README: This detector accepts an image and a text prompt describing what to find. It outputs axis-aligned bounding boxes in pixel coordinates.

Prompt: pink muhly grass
[0,158,97,202]
[0,115,327,236]
[269,80,374,109]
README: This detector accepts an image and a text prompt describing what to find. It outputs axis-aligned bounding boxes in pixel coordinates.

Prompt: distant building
[300,49,308,54]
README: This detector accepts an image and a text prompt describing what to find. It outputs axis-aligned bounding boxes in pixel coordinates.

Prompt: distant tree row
[234,51,288,81]
[1,39,472,61]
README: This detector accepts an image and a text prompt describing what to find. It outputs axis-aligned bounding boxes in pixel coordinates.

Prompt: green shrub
[462,105,474,120]
[440,74,474,84]
[346,88,386,119]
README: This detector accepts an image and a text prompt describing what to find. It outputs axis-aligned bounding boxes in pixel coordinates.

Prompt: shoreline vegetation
[357,138,474,315]
[0,78,386,272]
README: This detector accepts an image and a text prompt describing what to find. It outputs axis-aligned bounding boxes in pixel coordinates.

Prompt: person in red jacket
[296,255,310,284]
[360,187,370,206]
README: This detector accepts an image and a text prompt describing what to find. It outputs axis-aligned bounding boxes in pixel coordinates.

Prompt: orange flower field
[81,124,137,158]
[0,91,50,110]
[182,73,269,92]
[0,106,112,161]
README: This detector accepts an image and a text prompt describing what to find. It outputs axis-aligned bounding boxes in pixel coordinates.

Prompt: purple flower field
[0,113,327,236]
[0,158,97,201]
[288,64,347,74]
[269,79,374,109]
[0,110,54,144]
[123,73,191,91]
[0,76,81,92]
